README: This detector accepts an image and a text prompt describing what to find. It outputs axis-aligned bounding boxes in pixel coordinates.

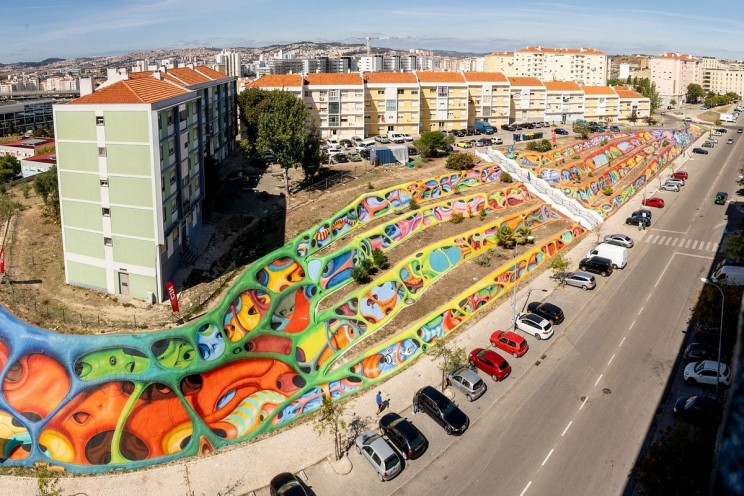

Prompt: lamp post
[511,214,527,330]
[521,288,548,313]
[700,277,725,399]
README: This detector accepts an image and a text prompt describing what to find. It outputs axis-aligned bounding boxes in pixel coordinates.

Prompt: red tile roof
[71,77,189,104]
[507,77,544,87]
[1,137,55,149]
[462,71,508,83]
[195,65,231,80]
[247,74,304,88]
[415,71,466,83]
[23,150,57,164]
[305,73,363,86]
[654,52,698,61]
[364,72,418,84]
[615,89,645,99]
[162,68,213,86]
[543,81,582,91]
[582,86,617,95]
[519,46,604,55]
[489,51,513,57]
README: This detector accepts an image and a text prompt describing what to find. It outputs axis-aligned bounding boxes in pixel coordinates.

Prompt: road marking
[580,397,588,410]
[619,336,626,347]
[658,236,667,245]
[654,255,675,288]
[664,237,673,246]
[672,238,679,247]
[713,242,719,252]
[646,293,652,301]
[629,320,635,330]
[685,239,693,248]
[594,374,603,387]
[652,228,687,234]
[650,234,660,243]
[541,448,555,466]
[677,252,715,260]
[637,306,644,315]
[705,241,713,251]
[562,421,573,437]
[520,481,532,496]
[608,354,616,366]
[692,240,699,249]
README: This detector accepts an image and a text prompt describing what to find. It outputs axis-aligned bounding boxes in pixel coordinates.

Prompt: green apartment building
[53,65,236,302]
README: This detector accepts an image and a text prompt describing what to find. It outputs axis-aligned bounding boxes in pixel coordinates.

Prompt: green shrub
[602,186,613,196]
[525,139,553,152]
[473,252,492,267]
[445,152,476,171]
[371,248,388,269]
[479,209,487,220]
[409,199,420,210]
[500,172,513,183]
[351,267,369,284]
[450,213,464,224]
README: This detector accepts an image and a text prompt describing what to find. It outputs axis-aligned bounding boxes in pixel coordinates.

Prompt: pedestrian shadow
[379,399,390,414]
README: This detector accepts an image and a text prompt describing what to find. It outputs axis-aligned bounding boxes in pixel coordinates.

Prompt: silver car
[562,271,597,290]
[665,177,685,187]
[355,431,403,482]
[660,182,680,192]
[603,234,634,248]
[446,366,487,402]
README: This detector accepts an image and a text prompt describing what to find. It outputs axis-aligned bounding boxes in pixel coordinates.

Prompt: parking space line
[628,321,635,330]
[562,421,573,437]
[608,354,616,366]
[541,448,555,467]
[580,397,588,410]
[520,481,532,496]
[619,336,626,347]
[594,374,603,387]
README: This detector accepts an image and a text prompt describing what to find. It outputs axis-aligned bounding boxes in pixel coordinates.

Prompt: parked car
[715,192,729,205]
[326,139,339,148]
[554,128,569,135]
[660,182,680,192]
[351,136,363,144]
[513,312,554,340]
[702,142,715,148]
[728,138,735,144]
[269,472,309,496]
[355,431,403,481]
[693,324,722,346]
[673,395,722,424]
[672,171,689,180]
[633,209,652,219]
[692,147,709,154]
[348,152,363,162]
[407,146,418,156]
[562,271,597,290]
[446,366,487,402]
[738,128,743,133]
[683,342,717,363]
[490,137,504,145]
[610,125,621,132]
[603,234,634,248]
[375,136,391,144]
[379,412,428,460]
[665,178,685,188]
[468,348,511,381]
[501,124,518,132]
[683,360,731,387]
[473,138,489,147]
[455,141,472,149]
[579,256,614,277]
[339,139,353,148]
[331,153,349,164]
[402,133,414,142]
[626,215,651,227]
[489,330,529,358]
[412,386,469,435]
[526,301,565,324]
[642,197,665,208]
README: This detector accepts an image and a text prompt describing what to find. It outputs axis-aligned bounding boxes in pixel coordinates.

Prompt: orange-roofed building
[463,72,510,128]
[508,46,607,86]
[414,71,469,133]
[363,72,420,137]
[581,86,620,123]
[543,81,584,124]
[304,73,365,140]
[507,77,547,124]
[614,87,651,122]
[52,65,237,303]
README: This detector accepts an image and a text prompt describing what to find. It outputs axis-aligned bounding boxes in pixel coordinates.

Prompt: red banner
[0,247,5,274]
[165,281,179,313]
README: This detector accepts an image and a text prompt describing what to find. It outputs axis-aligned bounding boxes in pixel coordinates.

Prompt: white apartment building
[703,69,744,98]
[649,53,701,106]
[216,50,242,78]
[485,47,607,85]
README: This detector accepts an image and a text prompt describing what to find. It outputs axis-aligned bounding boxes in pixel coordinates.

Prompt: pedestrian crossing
[642,234,719,252]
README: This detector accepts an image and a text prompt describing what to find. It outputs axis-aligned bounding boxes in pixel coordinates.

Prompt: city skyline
[2,0,744,64]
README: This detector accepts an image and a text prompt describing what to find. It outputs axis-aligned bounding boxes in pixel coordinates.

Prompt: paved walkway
[0,136,706,496]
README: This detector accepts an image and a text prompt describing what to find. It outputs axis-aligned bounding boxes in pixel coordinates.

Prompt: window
[170,169,177,185]
[411,90,419,95]
[171,198,177,214]
[98,147,106,157]
[328,102,340,113]
[304,91,310,97]
[102,208,111,217]
[168,139,175,156]
[100,179,109,187]
[398,89,405,95]
[96,116,105,126]
[385,100,397,111]
[104,237,112,247]
[167,111,173,126]
[182,176,189,187]
[179,109,187,122]
[377,90,385,95]
[437,86,448,97]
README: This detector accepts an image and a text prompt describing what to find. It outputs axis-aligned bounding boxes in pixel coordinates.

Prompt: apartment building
[304,73,365,140]
[581,86,620,123]
[246,74,304,98]
[507,77,546,124]
[485,47,607,85]
[462,72,510,129]
[614,86,651,121]
[649,53,701,106]
[543,81,584,124]
[484,52,514,74]
[53,66,236,302]
[415,71,468,133]
[363,72,420,137]
[702,69,744,98]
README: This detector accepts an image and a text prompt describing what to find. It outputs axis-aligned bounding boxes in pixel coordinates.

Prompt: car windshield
[384,455,400,470]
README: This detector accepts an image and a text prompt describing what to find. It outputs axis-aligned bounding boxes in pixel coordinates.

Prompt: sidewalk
[0,139,704,496]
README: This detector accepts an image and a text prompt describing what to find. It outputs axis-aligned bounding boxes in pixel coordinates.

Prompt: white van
[387,132,406,144]
[712,265,744,285]
[586,242,628,269]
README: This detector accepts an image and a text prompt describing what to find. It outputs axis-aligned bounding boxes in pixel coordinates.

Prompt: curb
[327,454,353,475]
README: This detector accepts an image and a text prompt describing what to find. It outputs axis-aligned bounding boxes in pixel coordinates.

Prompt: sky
[2,0,744,64]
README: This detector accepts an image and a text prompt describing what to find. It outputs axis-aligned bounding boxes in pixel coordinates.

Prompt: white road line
[654,255,675,288]
[608,354,616,366]
[629,321,635,330]
[652,228,687,233]
[650,234,660,243]
[638,306,644,314]
[705,241,713,251]
[562,421,573,437]
[580,397,588,410]
[594,374,603,387]
[664,237,673,246]
[541,448,555,466]
[685,239,693,248]
[692,240,699,249]
[619,336,626,347]
[713,242,719,252]
[658,236,667,245]
[646,293,652,301]
[520,481,532,496]
[677,252,715,260]
[671,238,679,247]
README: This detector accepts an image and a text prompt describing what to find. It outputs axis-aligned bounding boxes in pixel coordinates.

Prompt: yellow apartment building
[463,71,510,129]
[304,73,365,140]
[246,74,304,98]
[507,77,546,124]
[543,81,584,125]
[363,72,421,137]
[414,71,469,132]
[614,86,651,122]
[582,86,620,123]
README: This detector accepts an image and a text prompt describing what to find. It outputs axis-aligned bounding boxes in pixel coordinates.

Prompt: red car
[489,330,529,358]
[672,171,688,180]
[642,197,665,208]
[468,348,511,381]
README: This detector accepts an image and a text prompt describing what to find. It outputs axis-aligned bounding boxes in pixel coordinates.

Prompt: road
[296,124,744,496]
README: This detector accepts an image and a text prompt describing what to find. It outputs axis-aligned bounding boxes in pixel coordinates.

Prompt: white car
[355,431,403,481]
[603,234,634,248]
[326,139,339,148]
[513,312,554,340]
[402,133,414,142]
[660,182,681,192]
[327,146,343,156]
[684,360,731,387]
[490,137,504,145]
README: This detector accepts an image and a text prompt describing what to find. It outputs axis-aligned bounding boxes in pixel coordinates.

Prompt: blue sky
[2,0,744,63]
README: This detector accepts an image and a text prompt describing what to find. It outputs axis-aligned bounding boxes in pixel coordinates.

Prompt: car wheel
[612,264,618,269]
[490,341,497,348]
[601,271,608,277]
[686,378,697,385]
[445,378,451,387]
[378,473,384,482]
[445,425,452,435]
[356,445,361,454]
[534,333,541,340]
[466,393,474,402]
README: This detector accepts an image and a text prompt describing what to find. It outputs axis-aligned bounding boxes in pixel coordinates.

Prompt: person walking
[375,391,383,415]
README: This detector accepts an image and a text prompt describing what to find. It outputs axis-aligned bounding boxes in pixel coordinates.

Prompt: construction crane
[356,36,413,56]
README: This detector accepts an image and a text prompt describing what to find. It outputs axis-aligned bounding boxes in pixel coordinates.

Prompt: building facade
[485,47,607,85]
[507,77,547,123]
[415,71,468,133]
[0,137,55,159]
[303,73,365,140]
[543,81,584,124]
[463,72,510,128]
[649,53,701,106]
[0,99,55,137]
[581,86,620,123]
[615,86,651,121]
[702,69,744,98]
[363,72,420,137]
[53,66,236,302]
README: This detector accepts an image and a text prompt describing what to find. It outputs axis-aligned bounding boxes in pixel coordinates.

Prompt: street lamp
[521,287,548,313]
[511,214,527,329]
[700,277,725,399]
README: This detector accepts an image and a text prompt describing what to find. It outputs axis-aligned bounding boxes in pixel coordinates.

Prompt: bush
[409,199,420,210]
[479,209,487,220]
[360,258,374,273]
[351,267,369,284]
[371,248,388,269]
[450,213,464,224]
[500,172,513,183]
[525,139,553,152]
[602,186,613,196]
[445,152,475,171]
[473,251,492,267]
[20,182,31,198]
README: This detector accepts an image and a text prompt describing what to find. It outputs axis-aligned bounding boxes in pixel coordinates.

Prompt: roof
[582,86,617,95]
[195,65,231,80]
[363,72,418,84]
[462,72,508,83]
[247,74,304,88]
[488,51,513,57]
[70,77,190,104]
[161,68,213,86]
[654,52,699,61]
[1,137,55,149]
[518,46,605,55]
[23,150,57,164]
[304,73,363,86]
[507,77,544,88]
[543,81,582,91]
[615,88,645,99]
[415,71,466,83]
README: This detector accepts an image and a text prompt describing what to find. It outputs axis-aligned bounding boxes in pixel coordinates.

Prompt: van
[711,130,723,137]
[714,258,744,273]
[586,243,628,269]
[387,132,405,144]
[474,120,495,134]
[711,265,744,285]
[356,140,376,152]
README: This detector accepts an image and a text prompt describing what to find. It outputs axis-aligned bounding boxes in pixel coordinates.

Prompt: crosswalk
[642,233,719,252]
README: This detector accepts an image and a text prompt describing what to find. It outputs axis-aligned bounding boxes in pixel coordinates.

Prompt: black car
[332,153,349,164]
[501,124,518,131]
[269,472,309,496]
[626,216,651,227]
[526,302,565,325]
[579,256,614,277]
[715,192,728,205]
[610,125,621,132]
[464,128,474,136]
[673,395,722,425]
[683,342,717,363]
[522,122,535,129]
[554,128,569,135]
[692,324,721,346]
[339,139,353,148]
[453,129,466,137]
[379,412,428,460]
[692,147,709,155]
[360,149,371,160]
[413,386,469,435]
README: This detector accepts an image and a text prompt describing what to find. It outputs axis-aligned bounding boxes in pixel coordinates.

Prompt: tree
[548,253,570,280]
[428,337,467,391]
[669,99,677,106]
[525,139,552,152]
[237,87,269,152]
[300,124,323,183]
[0,192,20,225]
[633,78,661,113]
[724,233,744,260]
[515,226,532,244]
[629,110,638,124]
[0,155,21,183]
[33,166,59,218]
[371,248,388,270]
[313,396,347,461]
[414,131,453,158]
[686,83,705,104]
[445,152,475,170]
